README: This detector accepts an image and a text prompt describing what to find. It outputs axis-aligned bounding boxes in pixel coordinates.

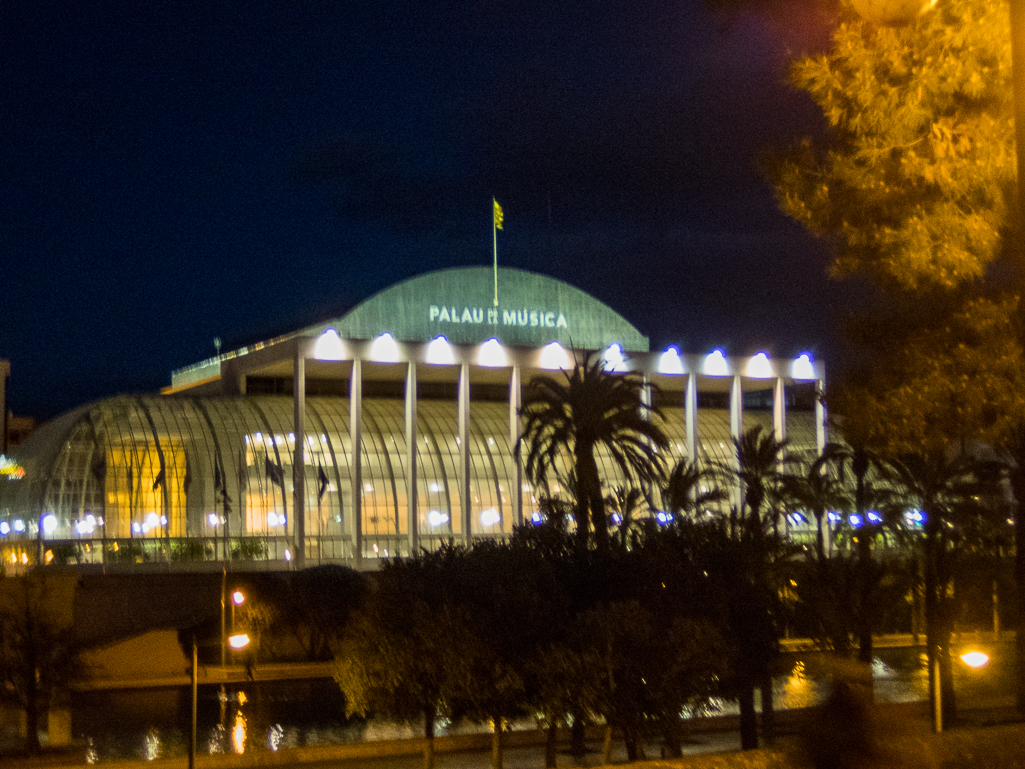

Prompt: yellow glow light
[232,590,245,606]
[960,651,989,668]
[228,633,251,649]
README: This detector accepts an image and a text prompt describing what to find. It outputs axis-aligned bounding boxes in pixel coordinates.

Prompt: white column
[458,363,471,545]
[349,360,363,566]
[730,374,743,509]
[685,373,698,465]
[509,365,523,528]
[293,345,306,570]
[815,377,827,453]
[406,362,419,553]
[773,377,786,445]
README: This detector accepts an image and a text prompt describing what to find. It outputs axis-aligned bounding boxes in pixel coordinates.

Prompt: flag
[266,455,284,487]
[317,464,329,504]
[152,468,165,491]
[493,199,504,230]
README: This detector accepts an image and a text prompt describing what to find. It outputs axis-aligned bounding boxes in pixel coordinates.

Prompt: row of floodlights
[314,331,819,380]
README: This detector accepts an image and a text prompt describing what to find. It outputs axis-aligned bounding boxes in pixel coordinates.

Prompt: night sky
[2,0,843,421]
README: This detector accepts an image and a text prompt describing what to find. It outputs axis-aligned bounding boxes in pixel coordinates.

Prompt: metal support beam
[459,363,471,544]
[406,362,419,553]
[349,360,363,566]
[293,346,306,570]
[509,365,523,528]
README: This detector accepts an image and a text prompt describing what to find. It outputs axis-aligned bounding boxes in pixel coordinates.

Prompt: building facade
[2,267,825,571]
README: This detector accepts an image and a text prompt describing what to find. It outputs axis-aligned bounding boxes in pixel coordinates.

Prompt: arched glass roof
[2,394,818,568]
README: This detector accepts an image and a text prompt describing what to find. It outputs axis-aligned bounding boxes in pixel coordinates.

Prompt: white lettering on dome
[429,305,569,330]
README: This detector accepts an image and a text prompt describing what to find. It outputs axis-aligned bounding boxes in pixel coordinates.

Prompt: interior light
[867,511,882,524]
[539,342,572,370]
[208,512,219,526]
[312,328,347,361]
[428,510,450,527]
[428,482,442,493]
[41,514,58,535]
[658,347,685,375]
[792,353,816,380]
[478,338,507,367]
[0,522,9,536]
[656,511,673,525]
[827,512,840,524]
[284,549,292,561]
[703,349,729,376]
[602,343,628,372]
[480,508,501,526]
[13,519,24,532]
[849,514,863,528]
[426,336,455,365]
[369,332,402,363]
[530,511,543,525]
[746,352,773,379]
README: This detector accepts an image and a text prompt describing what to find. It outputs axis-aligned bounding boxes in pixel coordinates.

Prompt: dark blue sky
[2,0,841,420]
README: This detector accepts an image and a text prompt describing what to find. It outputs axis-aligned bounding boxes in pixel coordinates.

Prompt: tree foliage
[519,350,669,551]
[777,0,1014,292]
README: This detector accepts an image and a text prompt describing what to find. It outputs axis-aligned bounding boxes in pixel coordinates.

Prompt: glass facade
[1,391,821,570]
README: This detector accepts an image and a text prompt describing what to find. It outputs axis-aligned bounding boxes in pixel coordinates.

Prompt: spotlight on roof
[312,328,347,361]
[369,333,402,363]
[703,349,729,377]
[539,342,571,370]
[792,353,816,380]
[658,347,685,375]
[426,336,455,365]
[746,352,773,379]
[478,338,507,368]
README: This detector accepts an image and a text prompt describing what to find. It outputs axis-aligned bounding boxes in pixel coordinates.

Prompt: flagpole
[492,197,499,308]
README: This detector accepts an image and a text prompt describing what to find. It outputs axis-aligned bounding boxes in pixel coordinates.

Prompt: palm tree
[718,425,790,540]
[660,458,727,521]
[782,444,850,562]
[712,425,792,749]
[881,449,997,726]
[519,351,669,551]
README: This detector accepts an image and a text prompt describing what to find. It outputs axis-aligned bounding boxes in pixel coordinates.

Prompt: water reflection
[71,644,1014,763]
[232,712,246,754]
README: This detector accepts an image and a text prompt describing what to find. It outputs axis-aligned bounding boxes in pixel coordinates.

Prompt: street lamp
[190,632,250,769]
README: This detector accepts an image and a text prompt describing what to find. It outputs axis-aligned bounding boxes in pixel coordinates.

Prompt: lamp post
[189,632,250,769]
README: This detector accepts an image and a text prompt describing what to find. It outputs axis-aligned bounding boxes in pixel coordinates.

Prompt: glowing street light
[960,651,990,668]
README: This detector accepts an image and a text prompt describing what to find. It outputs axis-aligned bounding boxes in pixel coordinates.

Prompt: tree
[881,449,999,724]
[519,350,669,552]
[0,574,83,752]
[774,0,1025,713]
[783,444,850,562]
[660,458,727,520]
[777,0,1014,293]
[334,548,476,769]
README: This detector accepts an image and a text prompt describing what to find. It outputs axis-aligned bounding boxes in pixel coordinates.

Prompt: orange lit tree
[772,0,1025,713]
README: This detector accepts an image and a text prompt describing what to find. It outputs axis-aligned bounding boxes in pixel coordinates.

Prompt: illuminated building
[2,267,825,570]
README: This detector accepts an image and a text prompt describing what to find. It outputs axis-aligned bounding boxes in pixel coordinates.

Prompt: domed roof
[302,266,648,351]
